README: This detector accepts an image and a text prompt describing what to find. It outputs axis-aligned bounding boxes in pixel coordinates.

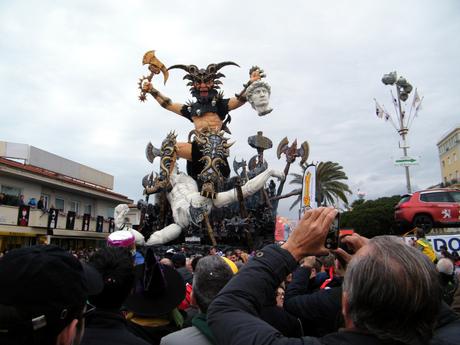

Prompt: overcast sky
[1,0,459,217]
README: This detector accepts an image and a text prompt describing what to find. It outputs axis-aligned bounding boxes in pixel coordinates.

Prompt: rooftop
[0,156,130,202]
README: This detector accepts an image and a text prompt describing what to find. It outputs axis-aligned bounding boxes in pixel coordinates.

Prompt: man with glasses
[0,245,103,345]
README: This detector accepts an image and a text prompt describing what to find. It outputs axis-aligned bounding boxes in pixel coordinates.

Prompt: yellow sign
[0,231,38,237]
[303,172,311,207]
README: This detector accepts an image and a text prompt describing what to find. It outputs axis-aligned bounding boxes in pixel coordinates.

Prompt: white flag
[374,99,385,118]
[412,89,421,108]
[414,97,423,116]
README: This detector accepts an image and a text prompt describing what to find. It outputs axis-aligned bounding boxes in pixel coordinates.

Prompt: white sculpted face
[246,80,273,116]
[250,87,269,107]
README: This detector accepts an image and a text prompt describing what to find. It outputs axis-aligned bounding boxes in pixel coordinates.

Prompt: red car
[394,188,460,231]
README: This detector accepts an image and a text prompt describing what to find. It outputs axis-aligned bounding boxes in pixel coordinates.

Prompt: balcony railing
[0,205,113,234]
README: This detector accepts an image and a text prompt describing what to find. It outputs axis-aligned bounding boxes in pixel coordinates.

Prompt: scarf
[192,313,216,345]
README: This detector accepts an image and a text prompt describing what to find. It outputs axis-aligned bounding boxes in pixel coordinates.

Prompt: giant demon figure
[139,51,266,198]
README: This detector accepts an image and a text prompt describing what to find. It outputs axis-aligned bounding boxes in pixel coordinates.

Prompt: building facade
[0,141,135,251]
[437,126,460,186]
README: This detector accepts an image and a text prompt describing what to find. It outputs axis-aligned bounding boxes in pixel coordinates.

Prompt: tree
[287,161,352,211]
[340,195,402,238]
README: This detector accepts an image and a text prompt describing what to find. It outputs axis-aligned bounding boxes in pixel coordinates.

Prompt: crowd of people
[0,207,459,345]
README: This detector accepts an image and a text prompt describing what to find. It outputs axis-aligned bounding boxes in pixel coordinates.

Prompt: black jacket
[431,302,460,345]
[284,266,342,336]
[81,309,150,345]
[208,245,406,345]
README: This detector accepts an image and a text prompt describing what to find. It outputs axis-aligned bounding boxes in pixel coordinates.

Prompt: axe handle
[262,188,273,209]
[272,161,292,212]
[203,213,217,247]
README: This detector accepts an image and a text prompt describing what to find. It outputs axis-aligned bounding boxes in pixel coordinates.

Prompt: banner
[82,213,90,231]
[108,217,115,233]
[47,208,58,233]
[96,216,104,233]
[405,234,460,255]
[301,165,317,212]
[17,205,30,226]
[66,211,76,230]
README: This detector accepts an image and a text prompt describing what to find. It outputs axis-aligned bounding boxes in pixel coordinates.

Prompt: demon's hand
[249,66,266,82]
[142,81,153,92]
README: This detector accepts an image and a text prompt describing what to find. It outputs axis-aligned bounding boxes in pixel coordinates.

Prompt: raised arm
[142,81,184,115]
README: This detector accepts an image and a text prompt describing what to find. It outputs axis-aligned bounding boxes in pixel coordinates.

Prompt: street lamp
[375,71,423,194]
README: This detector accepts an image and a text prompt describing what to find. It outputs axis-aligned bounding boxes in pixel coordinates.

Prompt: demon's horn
[168,64,191,72]
[214,61,240,72]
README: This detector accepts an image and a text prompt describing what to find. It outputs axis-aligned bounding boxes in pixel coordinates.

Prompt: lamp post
[375,71,423,194]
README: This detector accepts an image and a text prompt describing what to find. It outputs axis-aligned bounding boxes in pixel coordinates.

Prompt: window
[448,156,451,165]
[1,185,21,196]
[70,201,80,215]
[450,191,460,202]
[84,204,92,216]
[107,207,114,218]
[55,197,65,212]
[454,153,457,162]
[442,160,445,167]
[420,192,450,202]
[397,195,411,205]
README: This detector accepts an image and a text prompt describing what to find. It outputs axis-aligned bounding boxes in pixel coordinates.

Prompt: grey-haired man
[208,207,443,345]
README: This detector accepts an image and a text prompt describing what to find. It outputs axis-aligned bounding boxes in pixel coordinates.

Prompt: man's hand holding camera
[282,207,338,261]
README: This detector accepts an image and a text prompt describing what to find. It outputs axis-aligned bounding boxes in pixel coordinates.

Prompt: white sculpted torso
[146,168,284,245]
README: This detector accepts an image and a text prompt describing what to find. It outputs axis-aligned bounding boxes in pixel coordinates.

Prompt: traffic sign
[394,156,419,166]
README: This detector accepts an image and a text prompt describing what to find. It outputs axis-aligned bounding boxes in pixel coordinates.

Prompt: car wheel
[413,214,433,232]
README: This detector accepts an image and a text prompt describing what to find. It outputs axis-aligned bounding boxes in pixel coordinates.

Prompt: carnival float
[126,51,309,250]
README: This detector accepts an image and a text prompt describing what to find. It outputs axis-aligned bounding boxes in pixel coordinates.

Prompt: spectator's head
[320,253,335,270]
[88,247,135,309]
[436,258,454,276]
[415,227,426,239]
[342,236,441,344]
[107,230,135,254]
[159,257,174,267]
[209,246,217,255]
[225,250,237,262]
[191,256,234,313]
[240,252,250,264]
[275,287,285,308]
[165,248,176,260]
[191,255,203,272]
[172,253,186,268]
[0,245,102,345]
[124,248,185,318]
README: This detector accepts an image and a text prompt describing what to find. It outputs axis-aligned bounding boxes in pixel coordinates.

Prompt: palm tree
[287,161,352,211]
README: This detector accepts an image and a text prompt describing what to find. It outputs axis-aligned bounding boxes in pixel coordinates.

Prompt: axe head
[145,142,161,163]
[233,158,247,175]
[142,50,169,85]
[142,173,153,188]
[298,141,310,165]
[276,137,289,159]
